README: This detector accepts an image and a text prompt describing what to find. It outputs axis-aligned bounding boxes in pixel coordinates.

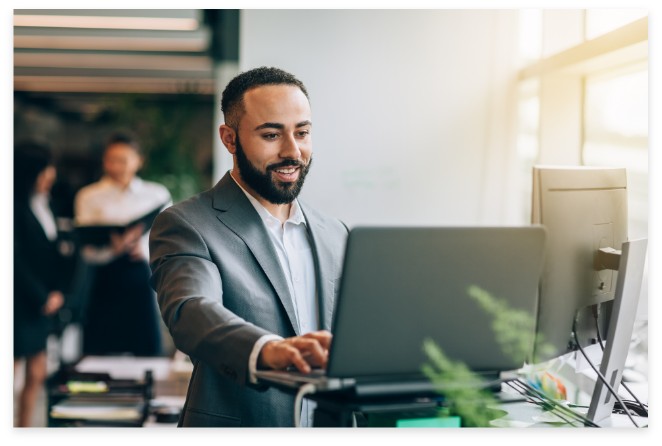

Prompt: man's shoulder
[75,180,104,199]
[139,178,171,198]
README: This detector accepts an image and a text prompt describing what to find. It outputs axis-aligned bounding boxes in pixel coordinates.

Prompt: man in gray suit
[149,67,348,427]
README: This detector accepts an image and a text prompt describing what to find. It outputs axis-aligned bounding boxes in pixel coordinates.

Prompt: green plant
[422,338,502,427]
[99,93,211,202]
[422,285,559,427]
[467,285,557,363]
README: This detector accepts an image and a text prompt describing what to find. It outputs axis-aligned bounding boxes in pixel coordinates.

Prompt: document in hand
[75,203,167,246]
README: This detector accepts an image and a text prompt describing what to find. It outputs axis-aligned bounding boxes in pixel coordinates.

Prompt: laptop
[256,226,547,396]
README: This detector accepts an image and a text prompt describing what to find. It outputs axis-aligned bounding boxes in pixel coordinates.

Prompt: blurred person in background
[74,131,171,357]
[14,142,67,427]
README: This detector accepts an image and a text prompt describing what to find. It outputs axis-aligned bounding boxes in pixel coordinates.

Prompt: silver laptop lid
[327,226,546,379]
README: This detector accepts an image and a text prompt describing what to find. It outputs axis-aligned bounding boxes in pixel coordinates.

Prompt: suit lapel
[211,173,301,335]
[300,204,335,331]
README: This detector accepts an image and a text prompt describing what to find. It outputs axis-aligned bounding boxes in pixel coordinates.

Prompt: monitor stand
[587,238,647,424]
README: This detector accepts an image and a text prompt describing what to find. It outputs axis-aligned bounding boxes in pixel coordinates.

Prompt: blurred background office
[13,142,72,427]
[11,9,649,427]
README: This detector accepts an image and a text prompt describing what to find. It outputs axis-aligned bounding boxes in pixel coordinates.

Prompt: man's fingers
[124,223,144,243]
[259,333,333,373]
[290,337,328,368]
[260,341,308,372]
[303,330,332,350]
[285,346,311,373]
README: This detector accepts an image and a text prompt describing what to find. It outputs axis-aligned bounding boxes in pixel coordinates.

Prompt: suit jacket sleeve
[14,233,50,312]
[14,205,54,312]
[149,206,272,386]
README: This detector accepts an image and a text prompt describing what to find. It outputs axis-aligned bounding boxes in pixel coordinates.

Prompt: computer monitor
[531,165,628,363]
[531,165,647,424]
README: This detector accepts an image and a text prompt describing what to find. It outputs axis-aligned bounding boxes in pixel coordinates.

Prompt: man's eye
[262,133,279,140]
[297,130,310,138]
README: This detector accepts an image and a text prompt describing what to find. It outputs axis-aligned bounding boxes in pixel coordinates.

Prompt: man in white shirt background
[75,132,171,357]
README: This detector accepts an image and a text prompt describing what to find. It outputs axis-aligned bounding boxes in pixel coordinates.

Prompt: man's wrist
[248,334,283,384]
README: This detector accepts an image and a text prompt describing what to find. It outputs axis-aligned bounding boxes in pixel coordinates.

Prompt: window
[515,10,648,237]
[585,9,647,40]
[584,66,648,239]
[515,79,540,222]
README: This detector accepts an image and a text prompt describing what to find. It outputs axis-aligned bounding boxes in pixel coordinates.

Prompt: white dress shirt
[231,174,318,427]
[30,192,58,242]
[74,176,171,264]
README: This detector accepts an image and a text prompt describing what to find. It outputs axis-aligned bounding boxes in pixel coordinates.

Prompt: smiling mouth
[271,165,300,182]
[274,166,298,174]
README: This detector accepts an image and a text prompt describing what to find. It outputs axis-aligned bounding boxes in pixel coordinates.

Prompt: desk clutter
[46,356,190,427]
[47,367,152,427]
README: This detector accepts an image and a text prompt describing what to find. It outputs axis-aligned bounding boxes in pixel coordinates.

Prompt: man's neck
[230,170,292,224]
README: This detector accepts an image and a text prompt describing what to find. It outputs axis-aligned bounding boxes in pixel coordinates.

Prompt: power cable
[293,383,317,427]
[572,316,639,428]
[592,309,648,417]
[505,378,600,427]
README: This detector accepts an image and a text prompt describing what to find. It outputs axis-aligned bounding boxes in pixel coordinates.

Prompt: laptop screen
[326,226,546,380]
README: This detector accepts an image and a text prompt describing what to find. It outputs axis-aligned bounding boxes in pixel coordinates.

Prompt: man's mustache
[267,159,306,171]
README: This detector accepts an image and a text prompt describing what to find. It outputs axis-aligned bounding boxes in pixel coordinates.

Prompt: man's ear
[219,124,237,155]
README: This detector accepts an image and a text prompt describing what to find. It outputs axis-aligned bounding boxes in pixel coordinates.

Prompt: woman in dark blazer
[13,142,66,427]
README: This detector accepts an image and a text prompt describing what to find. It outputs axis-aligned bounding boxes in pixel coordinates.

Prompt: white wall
[235,10,520,228]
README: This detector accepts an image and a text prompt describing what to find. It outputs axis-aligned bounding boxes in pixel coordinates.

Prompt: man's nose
[280,133,302,160]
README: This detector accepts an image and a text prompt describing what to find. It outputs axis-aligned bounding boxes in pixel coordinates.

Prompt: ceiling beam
[14,75,215,94]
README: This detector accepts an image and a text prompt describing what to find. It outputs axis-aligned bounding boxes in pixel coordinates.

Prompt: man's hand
[258,330,332,373]
[110,223,144,256]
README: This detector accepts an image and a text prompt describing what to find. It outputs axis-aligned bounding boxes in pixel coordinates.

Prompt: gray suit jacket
[149,172,348,427]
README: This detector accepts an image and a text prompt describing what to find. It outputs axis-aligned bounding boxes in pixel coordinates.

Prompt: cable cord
[293,383,317,427]
[506,379,600,427]
[572,317,640,428]
[505,381,576,425]
[592,309,648,417]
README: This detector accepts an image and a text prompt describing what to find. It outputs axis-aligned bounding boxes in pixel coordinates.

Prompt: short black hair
[14,141,53,198]
[221,66,309,130]
[105,130,142,156]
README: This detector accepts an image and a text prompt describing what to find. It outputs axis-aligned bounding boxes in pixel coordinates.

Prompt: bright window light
[518,10,542,66]
[585,9,647,41]
[584,67,648,239]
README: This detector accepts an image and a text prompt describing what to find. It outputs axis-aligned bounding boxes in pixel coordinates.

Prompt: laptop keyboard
[284,366,326,377]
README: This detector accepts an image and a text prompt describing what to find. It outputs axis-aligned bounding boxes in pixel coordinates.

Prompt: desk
[310,392,444,427]
[269,378,648,428]
[47,355,191,427]
[303,385,530,428]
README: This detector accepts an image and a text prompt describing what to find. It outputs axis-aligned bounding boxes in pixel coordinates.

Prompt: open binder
[75,203,167,247]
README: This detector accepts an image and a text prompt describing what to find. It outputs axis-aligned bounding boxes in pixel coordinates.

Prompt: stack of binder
[47,367,153,427]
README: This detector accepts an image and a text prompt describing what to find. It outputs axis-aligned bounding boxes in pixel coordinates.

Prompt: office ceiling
[13,9,215,95]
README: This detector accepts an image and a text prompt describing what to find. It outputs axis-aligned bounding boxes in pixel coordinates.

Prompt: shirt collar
[30,192,50,206]
[100,176,143,193]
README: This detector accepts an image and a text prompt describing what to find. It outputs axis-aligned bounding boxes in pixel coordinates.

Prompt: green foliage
[100,93,210,202]
[421,339,501,427]
[422,285,558,427]
[468,285,558,363]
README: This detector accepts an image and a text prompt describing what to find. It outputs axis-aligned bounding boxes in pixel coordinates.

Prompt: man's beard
[234,136,312,204]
